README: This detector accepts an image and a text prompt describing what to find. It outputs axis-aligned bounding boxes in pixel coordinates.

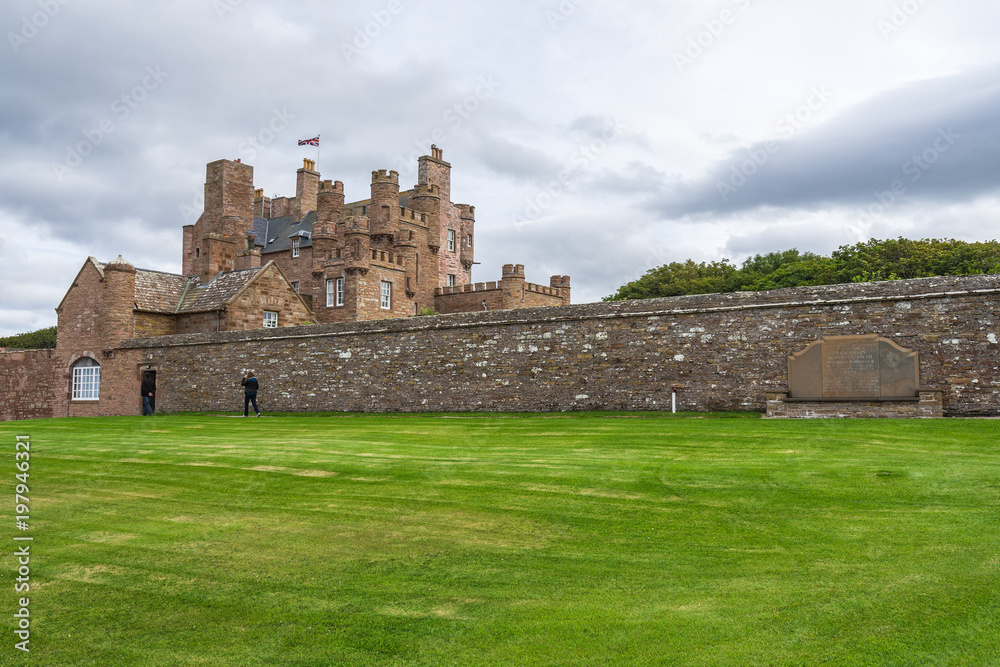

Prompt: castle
[182,146,570,325]
[4,148,569,418]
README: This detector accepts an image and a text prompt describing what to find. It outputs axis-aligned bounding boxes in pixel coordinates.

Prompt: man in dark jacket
[141,372,156,416]
[241,372,261,417]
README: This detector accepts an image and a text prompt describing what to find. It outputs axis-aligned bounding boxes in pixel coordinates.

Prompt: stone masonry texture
[91,273,1000,419]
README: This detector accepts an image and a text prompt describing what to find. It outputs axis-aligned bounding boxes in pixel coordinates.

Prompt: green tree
[605,259,740,301]
[0,326,57,349]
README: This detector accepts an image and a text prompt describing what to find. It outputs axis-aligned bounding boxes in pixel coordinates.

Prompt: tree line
[0,326,57,349]
[606,238,1000,301]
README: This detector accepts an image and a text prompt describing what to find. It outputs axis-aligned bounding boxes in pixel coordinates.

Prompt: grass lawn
[2,412,999,666]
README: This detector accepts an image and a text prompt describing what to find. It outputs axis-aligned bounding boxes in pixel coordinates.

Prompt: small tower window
[447,229,456,252]
[447,274,456,287]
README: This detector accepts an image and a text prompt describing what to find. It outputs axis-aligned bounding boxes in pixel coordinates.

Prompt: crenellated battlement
[411,183,440,198]
[319,179,345,194]
[371,169,399,184]
[457,204,476,220]
[398,206,429,224]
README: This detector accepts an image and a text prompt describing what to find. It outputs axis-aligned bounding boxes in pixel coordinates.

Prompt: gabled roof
[134,269,195,314]
[176,267,263,313]
[253,211,316,254]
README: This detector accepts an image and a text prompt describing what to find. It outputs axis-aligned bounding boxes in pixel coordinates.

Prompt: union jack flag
[298,137,319,146]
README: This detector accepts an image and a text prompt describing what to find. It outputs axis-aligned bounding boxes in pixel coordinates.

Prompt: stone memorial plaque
[822,335,880,398]
[788,335,919,400]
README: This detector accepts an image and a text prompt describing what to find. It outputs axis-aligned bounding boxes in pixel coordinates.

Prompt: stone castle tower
[183,147,570,321]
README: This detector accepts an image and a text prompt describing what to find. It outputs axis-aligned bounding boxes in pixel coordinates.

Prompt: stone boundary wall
[118,274,1000,417]
[0,349,57,421]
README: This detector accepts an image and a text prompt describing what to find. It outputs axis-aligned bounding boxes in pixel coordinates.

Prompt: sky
[1,0,999,336]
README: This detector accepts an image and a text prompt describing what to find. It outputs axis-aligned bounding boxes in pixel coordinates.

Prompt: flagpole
[316,134,321,173]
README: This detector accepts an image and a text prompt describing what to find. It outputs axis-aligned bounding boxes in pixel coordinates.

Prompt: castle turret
[500,263,525,309]
[370,169,399,241]
[409,183,441,254]
[294,159,320,220]
[344,216,371,275]
[393,229,418,300]
[313,180,345,274]
[550,275,571,303]
[102,255,136,345]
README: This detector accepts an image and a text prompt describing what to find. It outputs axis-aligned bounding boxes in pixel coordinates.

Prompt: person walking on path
[241,371,261,417]
[141,372,156,416]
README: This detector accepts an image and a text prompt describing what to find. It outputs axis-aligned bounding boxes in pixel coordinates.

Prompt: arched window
[71,357,101,400]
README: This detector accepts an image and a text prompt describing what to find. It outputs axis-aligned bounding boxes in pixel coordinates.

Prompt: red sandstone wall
[0,350,57,421]
[225,264,314,330]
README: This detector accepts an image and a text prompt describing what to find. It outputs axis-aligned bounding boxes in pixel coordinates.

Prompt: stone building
[25,147,571,418]
[184,147,571,321]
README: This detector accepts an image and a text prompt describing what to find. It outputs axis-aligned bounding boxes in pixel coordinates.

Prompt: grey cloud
[647,67,1000,218]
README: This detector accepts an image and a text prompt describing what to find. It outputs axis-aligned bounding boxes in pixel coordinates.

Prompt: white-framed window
[291,238,300,258]
[380,281,392,310]
[447,274,456,287]
[466,234,473,247]
[447,229,456,252]
[327,277,345,307]
[263,311,278,328]
[71,357,101,401]
[291,281,299,293]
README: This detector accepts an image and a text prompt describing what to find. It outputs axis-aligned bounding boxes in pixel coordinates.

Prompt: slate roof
[176,267,263,313]
[92,259,266,315]
[133,269,195,314]
[253,211,316,254]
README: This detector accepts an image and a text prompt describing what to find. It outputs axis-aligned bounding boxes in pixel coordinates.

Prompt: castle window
[71,357,100,401]
[447,230,456,252]
[195,248,200,258]
[447,274,456,287]
[291,281,299,293]
[263,311,278,328]
[362,206,367,215]
[467,234,473,247]
[380,281,392,310]
[292,238,300,258]
[327,277,344,307]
